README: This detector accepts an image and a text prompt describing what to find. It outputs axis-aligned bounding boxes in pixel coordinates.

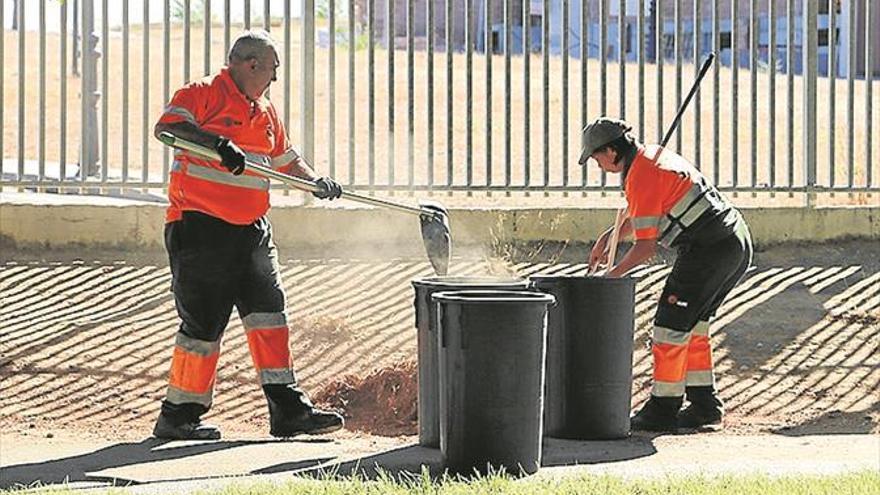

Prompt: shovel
[158,132,451,275]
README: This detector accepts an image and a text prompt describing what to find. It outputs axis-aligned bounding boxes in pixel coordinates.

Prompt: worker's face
[242,48,279,100]
[591,148,624,174]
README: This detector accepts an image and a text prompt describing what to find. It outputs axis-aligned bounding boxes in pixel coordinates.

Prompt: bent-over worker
[581,117,753,432]
[152,29,344,440]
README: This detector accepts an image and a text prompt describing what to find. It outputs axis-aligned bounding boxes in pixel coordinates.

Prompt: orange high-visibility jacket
[624,144,729,248]
[158,68,300,225]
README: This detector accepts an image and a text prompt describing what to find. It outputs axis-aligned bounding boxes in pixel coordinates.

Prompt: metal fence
[1,0,877,197]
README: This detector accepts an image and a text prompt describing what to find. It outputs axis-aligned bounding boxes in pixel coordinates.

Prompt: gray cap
[578,117,633,164]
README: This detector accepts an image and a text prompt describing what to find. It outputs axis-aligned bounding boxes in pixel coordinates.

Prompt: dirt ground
[1,239,878,445]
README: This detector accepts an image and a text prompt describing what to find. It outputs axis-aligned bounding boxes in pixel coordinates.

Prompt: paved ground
[1,240,878,491]
[1,430,877,492]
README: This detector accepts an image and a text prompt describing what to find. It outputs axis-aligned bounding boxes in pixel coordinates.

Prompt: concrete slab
[1,431,877,492]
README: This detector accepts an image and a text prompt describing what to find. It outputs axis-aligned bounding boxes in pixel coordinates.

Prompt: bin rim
[432,289,555,304]
[529,274,636,286]
[413,276,529,288]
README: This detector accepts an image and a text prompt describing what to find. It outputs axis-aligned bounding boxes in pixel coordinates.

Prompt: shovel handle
[158,132,425,217]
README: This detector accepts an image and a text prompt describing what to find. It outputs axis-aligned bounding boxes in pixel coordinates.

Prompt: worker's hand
[588,234,610,273]
[313,177,343,200]
[215,137,247,175]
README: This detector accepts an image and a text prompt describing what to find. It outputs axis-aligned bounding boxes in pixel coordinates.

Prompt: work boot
[269,406,344,438]
[152,412,221,440]
[265,383,344,438]
[677,386,724,429]
[630,396,682,432]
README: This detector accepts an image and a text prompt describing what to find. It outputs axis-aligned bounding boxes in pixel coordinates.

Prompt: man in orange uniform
[152,30,344,440]
[581,117,753,432]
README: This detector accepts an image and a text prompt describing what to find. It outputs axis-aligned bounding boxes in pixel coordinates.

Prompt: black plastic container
[411,277,529,448]
[433,290,555,476]
[530,275,635,439]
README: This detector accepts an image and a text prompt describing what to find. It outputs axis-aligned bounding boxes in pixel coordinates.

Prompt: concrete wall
[1,193,877,258]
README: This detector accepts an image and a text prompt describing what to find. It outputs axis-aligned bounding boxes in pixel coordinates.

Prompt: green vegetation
[8,470,879,495]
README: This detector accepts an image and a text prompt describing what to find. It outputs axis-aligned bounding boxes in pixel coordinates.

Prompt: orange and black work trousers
[650,216,753,399]
[161,211,310,423]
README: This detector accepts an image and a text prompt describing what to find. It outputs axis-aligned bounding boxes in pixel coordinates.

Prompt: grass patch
[7,470,879,495]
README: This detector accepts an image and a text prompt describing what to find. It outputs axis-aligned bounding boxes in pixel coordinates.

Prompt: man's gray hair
[228,30,278,63]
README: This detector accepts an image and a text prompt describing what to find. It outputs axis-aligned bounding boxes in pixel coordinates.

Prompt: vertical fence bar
[163,0,170,184]
[224,0,231,61]
[123,0,130,183]
[787,0,794,188]
[204,0,211,74]
[712,0,719,184]
[656,2,663,142]
[504,0,510,189]
[694,0,701,168]
[846,0,854,188]
[407,0,414,190]
[100,0,109,183]
[40,0,47,185]
[731,0,738,188]
[369,0,375,190]
[581,0,588,187]
[618,0,625,123]
[427,0,435,191]
[446,0,453,188]
[0,0,3,177]
[674,0,681,151]
[562,0,569,187]
[599,0,607,187]
[348,0,355,185]
[184,0,191,82]
[388,0,395,189]
[828,0,835,188]
[245,0,251,30]
[60,1,67,181]
[302,0,315,165]
[866,0,874,188]
[638,2,644,142]
[749,0,757,188]
[542,0,550,189]
[264,0,270,30]
[769,0,776,188]
[523,0,530,188]
[467,0,474,191]
[283,0,290,132]
[143,0,150,186]
[599,0,607,116]
[803,0,817,195]
[486,0,493,190]
[18,0,25,181]
[329,0,336,179]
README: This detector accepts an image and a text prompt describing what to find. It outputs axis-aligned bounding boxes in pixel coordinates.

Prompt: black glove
[215,137,246,175]
[313,177,343,200]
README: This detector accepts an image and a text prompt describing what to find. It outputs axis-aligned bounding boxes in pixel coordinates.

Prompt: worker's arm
[605,238,656,278]
[154,121,220,149]
[589,217,633,268]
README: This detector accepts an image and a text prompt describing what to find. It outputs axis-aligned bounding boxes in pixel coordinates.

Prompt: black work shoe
[152,413,221,440]
[630,396,682,432]
[678,386,724,429]
[270,407,344,438]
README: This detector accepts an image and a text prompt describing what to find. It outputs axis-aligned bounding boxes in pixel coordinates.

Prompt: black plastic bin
[434,290,555,476]
[530,275,635,439]
[411,277,530,448]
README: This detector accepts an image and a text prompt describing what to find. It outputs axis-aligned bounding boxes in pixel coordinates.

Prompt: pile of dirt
[314,360,418,437]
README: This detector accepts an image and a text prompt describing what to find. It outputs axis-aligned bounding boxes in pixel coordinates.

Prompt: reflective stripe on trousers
[243,312,295,385]
[686,320,715,387]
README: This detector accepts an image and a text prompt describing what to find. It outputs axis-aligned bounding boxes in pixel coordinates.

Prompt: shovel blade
[418,200,451,275]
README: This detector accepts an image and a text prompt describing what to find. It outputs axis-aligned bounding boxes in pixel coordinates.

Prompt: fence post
[302,0,315,169]
[802,0,817,206]
[80,0,100,178]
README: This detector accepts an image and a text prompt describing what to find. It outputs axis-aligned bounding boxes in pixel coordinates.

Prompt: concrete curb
[2,194,877,256]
